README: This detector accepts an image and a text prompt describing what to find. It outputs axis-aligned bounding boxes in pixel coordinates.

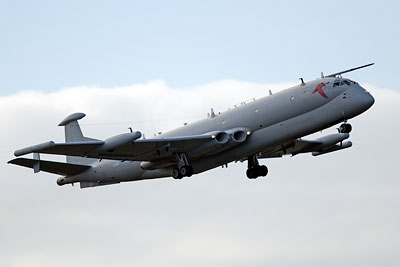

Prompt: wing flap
[8,158,91,176]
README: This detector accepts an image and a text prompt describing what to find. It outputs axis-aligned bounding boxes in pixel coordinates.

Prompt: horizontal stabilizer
[8,158,91,176]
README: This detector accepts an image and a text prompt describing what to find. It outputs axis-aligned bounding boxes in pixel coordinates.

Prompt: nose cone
[343,86,375,119]
[362,91,375,111]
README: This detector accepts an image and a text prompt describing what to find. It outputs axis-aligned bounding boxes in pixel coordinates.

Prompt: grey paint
[8,74,375,188]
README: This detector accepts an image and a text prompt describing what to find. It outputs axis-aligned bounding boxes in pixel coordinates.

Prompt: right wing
[13,133,220,162]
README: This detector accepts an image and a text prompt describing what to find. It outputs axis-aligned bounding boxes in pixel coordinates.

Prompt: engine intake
[214,132,229,144]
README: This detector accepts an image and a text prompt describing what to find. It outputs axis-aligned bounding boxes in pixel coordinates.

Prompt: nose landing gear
[246,155,268,179]
[338,122,352,133]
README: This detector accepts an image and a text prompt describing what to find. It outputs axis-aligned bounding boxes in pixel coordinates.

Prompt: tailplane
[8,158,90,176]
[58,113,98,164]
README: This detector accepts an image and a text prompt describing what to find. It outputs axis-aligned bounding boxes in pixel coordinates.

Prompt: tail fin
[58,113,98,165]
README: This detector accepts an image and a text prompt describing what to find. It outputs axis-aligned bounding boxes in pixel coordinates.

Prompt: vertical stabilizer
[58,113,97,165]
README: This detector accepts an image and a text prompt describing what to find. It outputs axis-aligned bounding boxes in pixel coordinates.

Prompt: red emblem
[313,82,329,98]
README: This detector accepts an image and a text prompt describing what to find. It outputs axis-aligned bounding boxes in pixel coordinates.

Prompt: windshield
[333,79,356,87]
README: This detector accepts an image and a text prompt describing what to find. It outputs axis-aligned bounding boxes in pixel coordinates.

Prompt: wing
[259,138,323,158]
[259,133,351,158]
[13,134,216,162]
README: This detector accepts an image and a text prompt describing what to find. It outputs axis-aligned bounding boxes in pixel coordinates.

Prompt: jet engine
[225,128,248,143]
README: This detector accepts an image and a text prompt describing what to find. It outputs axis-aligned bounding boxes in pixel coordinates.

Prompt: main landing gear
[246,155,268,179]
[338,122,352,133]
[171,153,193,179]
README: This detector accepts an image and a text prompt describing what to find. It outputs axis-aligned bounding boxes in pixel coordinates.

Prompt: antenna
[210,108,216,118]
[299,78,305,86]
[325,63,374,78]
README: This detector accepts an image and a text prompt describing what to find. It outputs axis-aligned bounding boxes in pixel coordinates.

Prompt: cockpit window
[348,79,358,84]
[343,80,351,85]
[333,79,356,87]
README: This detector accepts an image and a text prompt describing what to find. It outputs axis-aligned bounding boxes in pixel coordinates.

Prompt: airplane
[8,64,375,188]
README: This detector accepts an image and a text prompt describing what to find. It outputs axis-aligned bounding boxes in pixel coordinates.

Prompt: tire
[339,123,352,133]
[246,168,257,179]
[260,165,268,177]
[344,124,352,133]
[172,167,182,179]
[186,165,194,177]
[179,166,192,177]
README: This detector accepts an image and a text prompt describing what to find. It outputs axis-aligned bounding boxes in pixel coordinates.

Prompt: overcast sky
[1,1,399,267]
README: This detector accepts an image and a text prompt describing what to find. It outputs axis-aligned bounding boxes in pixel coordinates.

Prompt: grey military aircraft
[8,64,375,188]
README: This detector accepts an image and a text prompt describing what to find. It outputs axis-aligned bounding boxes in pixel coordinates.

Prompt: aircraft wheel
[246,168,257,179]
[179,165,193,177]
[186,165,194,177]
[259,165,269,177]
[172,167,183,179]
[339,123,352,133]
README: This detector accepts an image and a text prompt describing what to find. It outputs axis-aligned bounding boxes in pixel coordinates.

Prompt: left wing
[259,139,322,158]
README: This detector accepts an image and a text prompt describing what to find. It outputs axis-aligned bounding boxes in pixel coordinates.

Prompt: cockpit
[333,79,358,87]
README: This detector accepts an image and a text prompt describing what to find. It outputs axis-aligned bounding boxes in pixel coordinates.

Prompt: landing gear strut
[338,122,352,133]
[246,155,268,179]
[172,153,194,179]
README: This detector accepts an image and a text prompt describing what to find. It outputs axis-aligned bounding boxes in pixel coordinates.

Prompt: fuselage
[64,77,374,185]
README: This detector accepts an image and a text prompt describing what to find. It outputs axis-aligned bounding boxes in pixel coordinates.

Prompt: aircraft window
[348,79,358,84]
[333,82,340,87]
[340,82,345,86]
[343,80,351,85]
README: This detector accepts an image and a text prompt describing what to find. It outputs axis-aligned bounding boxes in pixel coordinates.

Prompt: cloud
[0,81,399,267]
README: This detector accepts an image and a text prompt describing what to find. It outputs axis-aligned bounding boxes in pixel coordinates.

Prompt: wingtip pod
[14,141,55,157]
[58,113,86,126]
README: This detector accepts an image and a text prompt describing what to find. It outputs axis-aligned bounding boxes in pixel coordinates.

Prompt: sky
[1,1,400,267]
[0,0,399,94]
